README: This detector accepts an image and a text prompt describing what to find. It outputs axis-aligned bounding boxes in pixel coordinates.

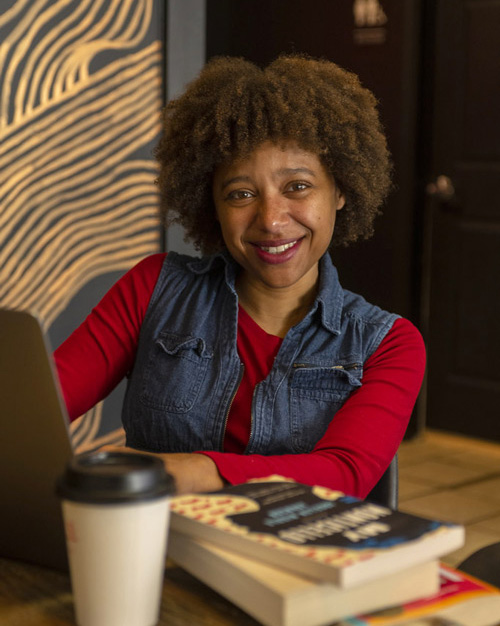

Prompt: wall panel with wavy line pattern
[0,0,164,451]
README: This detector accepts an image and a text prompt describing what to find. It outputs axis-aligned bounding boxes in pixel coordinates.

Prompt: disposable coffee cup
[56,451,175,626]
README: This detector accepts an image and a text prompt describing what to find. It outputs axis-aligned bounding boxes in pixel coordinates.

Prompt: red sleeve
[54,254,166,420]
[199,317,426,498]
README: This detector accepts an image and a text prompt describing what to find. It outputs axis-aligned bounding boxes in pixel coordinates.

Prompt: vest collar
[186,250,344,334]
[315,253,344,335]
[186,250,239,294]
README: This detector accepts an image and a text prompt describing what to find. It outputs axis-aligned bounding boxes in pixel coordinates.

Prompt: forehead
[215,141,327,179]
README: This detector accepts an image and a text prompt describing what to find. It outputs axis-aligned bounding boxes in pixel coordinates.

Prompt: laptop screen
[0,308,73,570]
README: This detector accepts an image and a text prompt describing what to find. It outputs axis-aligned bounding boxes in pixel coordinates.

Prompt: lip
[250,237,304,264]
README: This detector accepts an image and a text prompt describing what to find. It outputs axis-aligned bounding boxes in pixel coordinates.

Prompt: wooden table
[0,557,260,625]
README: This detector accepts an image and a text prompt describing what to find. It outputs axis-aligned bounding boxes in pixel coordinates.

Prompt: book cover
[342,563,500,625]
[170,477,465,588]
[168,530,440,626]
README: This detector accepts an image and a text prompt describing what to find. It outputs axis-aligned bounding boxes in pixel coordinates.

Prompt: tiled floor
[398,429,500,567]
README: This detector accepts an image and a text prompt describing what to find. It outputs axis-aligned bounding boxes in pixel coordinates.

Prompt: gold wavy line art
[70,406,126,455]
[0,0,162,449]
[2,52,160,196]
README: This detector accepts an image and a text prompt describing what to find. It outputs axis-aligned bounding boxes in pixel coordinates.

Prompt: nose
[255,192,289,232]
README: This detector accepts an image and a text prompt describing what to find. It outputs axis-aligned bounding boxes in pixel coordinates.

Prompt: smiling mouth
[258,240,298,254]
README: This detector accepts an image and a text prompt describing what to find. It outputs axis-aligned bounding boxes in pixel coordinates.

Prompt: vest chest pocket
[289,364,362,452]
[140,332,212,413]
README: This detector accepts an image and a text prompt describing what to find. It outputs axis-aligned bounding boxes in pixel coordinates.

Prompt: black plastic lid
[56,451,176,504]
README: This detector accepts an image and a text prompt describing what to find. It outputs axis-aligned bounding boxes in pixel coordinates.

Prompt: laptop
[0,307,74,571]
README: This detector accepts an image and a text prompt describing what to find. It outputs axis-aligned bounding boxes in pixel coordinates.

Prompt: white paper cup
[57,452,175,626]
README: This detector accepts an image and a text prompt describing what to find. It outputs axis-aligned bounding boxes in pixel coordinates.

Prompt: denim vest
[122,251,398,455]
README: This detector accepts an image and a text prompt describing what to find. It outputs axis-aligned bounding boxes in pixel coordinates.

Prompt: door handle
[426,175,456,202]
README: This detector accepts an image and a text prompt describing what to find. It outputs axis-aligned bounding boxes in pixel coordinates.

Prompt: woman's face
[213,141,345,294]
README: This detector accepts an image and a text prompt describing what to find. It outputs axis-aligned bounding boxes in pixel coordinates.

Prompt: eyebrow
[277,167,317,178]
[220,175,252,191]
[219,168,317,191]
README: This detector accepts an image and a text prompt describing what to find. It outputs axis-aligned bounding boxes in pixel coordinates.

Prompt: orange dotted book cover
[170,477,465,588]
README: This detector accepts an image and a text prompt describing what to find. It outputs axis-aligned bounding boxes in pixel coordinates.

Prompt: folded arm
[200,318,425,498]
[55,254,425,497]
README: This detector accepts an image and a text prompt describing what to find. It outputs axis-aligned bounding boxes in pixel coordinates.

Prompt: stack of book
[167,477,500,626]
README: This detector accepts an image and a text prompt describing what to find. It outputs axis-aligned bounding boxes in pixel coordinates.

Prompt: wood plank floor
[399,429,500,567]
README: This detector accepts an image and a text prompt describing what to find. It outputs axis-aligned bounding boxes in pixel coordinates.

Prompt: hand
[99,446,225,495]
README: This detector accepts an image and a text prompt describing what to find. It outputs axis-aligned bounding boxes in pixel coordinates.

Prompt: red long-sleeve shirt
[54,253,425,497]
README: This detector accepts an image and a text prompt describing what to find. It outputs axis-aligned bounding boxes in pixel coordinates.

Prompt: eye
[225,189,254,202]
[286,181,311,193]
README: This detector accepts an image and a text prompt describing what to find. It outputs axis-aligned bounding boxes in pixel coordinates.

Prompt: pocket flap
[157,332,209,359]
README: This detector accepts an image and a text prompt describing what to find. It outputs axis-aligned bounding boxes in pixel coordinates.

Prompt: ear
[336,188,346,211]
[330,175,345,211]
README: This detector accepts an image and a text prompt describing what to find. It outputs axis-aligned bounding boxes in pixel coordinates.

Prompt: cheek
[315,204,337,228]
[222,209,251,233]
[312,206,337,246]
[217,213,244,248]
[215,208,230,232]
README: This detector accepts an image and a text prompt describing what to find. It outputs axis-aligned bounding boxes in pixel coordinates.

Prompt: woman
[55,55,425,496]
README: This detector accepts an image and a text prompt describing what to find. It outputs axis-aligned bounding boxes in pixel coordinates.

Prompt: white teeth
[260,241,297,254]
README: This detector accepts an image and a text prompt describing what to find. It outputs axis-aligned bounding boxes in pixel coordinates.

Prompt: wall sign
[353,0,388,45]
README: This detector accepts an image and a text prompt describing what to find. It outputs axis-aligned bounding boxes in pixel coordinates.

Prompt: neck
[236,275,319,338]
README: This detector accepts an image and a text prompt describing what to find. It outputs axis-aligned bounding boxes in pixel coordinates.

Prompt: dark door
[424,0,500,440]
